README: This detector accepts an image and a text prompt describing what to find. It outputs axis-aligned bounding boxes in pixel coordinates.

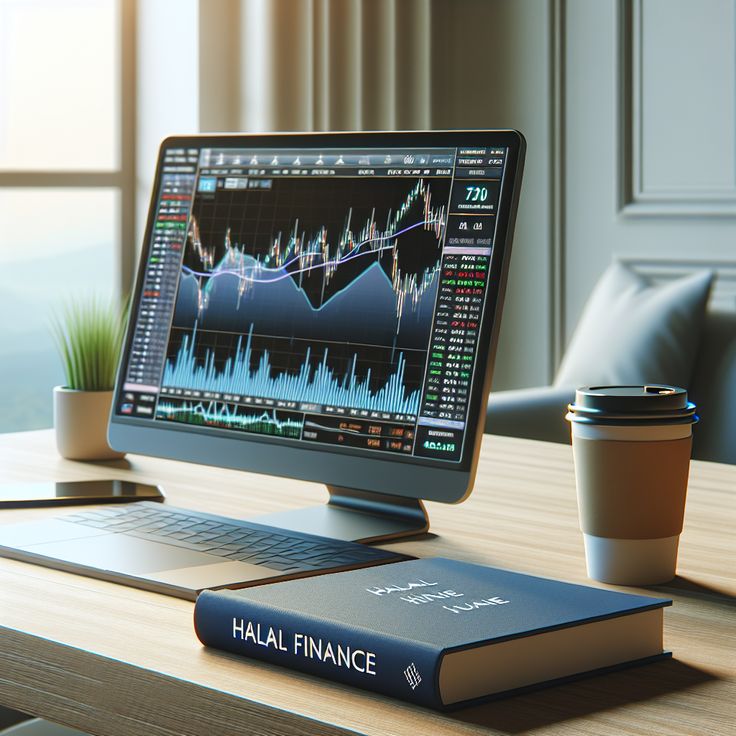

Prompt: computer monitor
[109,130,525,542]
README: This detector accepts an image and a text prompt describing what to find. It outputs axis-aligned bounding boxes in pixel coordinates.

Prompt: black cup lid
[568,385,696,422]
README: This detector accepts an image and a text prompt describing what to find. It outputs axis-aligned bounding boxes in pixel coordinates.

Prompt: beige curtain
[238,0,430,131]
[199,0,504,134]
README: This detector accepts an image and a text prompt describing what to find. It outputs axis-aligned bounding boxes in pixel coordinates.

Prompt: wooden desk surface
[0,430,733,736]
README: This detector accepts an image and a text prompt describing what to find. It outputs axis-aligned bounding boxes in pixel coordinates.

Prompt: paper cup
[567,386,696,586]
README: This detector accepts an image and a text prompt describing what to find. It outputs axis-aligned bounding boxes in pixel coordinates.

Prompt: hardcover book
[193,557,671,709]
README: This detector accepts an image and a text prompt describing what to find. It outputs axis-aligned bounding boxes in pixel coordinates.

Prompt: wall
[135,0,199,249]
[563,0,736,347]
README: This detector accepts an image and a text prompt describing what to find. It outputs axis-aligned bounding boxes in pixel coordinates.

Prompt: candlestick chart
[172,176,448,349]
[163,175,451,417]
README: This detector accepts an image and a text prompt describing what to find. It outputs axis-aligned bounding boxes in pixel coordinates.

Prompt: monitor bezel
[109,130,525,504]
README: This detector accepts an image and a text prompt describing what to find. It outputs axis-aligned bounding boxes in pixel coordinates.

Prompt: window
[0,0,135,432]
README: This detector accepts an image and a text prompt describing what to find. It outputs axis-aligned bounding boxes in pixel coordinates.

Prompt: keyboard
[64,501,405,575]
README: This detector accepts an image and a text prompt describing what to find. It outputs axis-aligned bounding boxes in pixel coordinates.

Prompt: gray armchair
[485,307,736,466]
[485,385,573,445]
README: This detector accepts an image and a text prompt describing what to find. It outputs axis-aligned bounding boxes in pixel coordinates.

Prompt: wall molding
[617,0,736,217]
[549,0,566,379]
[620,257,736,309]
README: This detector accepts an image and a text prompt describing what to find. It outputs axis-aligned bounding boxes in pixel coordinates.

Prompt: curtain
[198,0,503,134]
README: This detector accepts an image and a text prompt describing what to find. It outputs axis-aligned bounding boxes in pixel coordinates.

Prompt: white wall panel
[565,0,736,353]
[639,0,736,197]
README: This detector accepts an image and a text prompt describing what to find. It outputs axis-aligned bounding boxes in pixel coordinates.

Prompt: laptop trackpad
[22,535,217,574]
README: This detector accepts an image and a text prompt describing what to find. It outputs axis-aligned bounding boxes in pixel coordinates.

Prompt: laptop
[0,502,408,599]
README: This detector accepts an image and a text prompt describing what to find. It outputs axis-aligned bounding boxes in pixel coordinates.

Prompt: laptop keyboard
[63,502,404,574]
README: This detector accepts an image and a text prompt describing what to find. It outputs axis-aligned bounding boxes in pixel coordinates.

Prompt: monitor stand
[254,486,429,543]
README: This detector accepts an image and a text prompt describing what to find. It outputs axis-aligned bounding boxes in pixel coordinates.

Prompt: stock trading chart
[117,142,507,460]
[163,175,450,419]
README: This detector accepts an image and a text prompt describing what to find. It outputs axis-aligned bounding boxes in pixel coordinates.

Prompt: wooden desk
[0,430,733,736]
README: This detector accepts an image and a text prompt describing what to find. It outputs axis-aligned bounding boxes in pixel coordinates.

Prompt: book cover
[193,557,671,709]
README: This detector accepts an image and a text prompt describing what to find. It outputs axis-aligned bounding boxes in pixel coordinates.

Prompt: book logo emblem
[404,662,422,690]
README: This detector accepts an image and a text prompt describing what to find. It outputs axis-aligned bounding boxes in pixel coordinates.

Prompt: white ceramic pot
[53,386,125,461]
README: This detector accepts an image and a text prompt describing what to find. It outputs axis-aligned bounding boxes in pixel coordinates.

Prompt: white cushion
[554,261,713,389]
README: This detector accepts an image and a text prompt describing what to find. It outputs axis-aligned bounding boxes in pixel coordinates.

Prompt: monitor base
[254,486,429,543]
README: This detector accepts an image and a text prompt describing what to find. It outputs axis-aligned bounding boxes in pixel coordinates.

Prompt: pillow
[554,261,713,389]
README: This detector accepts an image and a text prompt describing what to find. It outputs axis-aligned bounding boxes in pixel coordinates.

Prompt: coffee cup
[566,385,697,585]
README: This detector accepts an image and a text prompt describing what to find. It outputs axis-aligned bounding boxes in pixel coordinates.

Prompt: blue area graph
[175,258,438,350]
[162,326,420,416]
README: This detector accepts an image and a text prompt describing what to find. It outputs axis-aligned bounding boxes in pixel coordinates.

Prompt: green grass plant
[51,296,127,391]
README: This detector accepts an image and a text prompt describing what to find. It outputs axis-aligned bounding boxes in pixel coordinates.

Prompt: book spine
[194,590,443,708]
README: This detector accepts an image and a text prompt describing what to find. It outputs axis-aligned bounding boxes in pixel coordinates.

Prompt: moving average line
[180,218,442,285]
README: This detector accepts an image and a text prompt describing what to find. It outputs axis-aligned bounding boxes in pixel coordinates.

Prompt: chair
[485,263,736,466]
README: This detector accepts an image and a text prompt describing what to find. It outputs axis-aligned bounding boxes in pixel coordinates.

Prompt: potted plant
[51,296,127,460]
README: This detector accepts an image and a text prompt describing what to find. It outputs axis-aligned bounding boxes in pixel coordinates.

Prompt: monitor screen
[111,131,524,503]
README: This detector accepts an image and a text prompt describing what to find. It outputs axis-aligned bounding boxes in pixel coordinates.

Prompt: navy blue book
[194,557,671,710]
